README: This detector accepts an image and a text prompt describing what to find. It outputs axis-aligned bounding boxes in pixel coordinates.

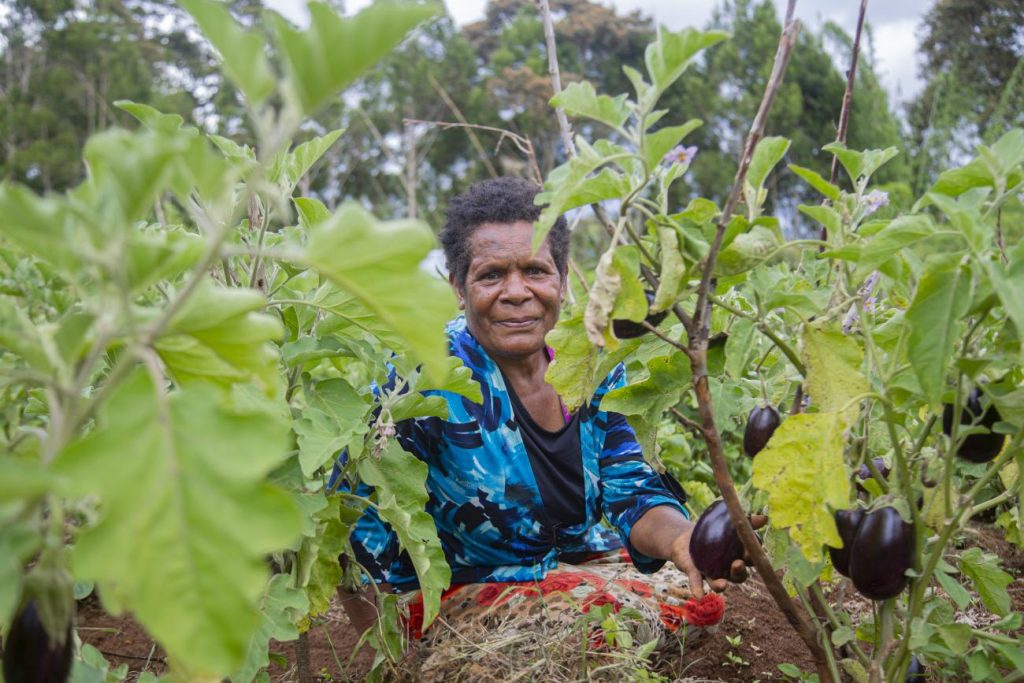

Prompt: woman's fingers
[687,564,706,600]
[729,558,750,584]
[750,514,769,530]
[709,577,729,593]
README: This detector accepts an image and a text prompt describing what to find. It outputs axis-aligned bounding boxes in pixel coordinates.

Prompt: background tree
[0,0,225,191]
[907,0,1024,192]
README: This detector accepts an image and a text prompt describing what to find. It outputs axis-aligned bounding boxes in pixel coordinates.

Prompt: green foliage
[301,203,457,382]
[269,1,443,115]
[53,371,301,675]
[179,0,275,106]
[358,442,451,629]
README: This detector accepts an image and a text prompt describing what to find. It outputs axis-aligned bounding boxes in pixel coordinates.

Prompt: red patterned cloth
[398,549,724,647]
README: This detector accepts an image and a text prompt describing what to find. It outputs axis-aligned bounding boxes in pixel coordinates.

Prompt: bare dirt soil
[72,522,1024,682]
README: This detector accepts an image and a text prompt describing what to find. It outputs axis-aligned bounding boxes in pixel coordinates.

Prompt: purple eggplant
[2,599,73,683]
[849,506,914,601]
[827,508,864,578]
[689,499,746,580]
[942,387,1005,463]
[743,405,781,458]
[612,291,669,339]
[905,656,926,681]
[856,457,890,494]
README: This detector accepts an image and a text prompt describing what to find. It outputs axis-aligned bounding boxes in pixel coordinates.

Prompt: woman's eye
[482,271,501,281]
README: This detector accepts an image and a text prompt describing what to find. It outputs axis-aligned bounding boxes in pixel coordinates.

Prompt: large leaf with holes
[53,372,301,677]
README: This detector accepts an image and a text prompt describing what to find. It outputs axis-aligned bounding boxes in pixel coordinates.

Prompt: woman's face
[454,220,565,361]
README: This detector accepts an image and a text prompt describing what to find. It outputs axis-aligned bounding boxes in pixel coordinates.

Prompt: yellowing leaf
[752,412,851,561]
[801,323,868,420]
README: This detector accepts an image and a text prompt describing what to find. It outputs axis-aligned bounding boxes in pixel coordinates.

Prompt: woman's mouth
[498,318,539,329]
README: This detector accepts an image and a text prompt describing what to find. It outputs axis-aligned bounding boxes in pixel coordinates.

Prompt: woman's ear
[448,273,465,310]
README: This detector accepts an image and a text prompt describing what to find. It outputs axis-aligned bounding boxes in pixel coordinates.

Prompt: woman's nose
[500,272,532,302]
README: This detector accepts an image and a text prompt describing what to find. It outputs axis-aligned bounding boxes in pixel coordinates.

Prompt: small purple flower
[663,145,698,166]
[863,189,889,216]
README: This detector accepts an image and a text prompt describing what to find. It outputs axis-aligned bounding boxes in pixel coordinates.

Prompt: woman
[338,177,755,670]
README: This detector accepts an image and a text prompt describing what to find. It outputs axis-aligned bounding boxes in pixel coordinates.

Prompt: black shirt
[504,379,587,528]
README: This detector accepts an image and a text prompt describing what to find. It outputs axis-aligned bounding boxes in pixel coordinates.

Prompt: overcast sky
[265,0,936,104]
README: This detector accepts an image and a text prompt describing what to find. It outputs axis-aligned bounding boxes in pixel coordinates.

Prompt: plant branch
[683,5,832,679]
[669,408,703,437]
[693,9,800,334]
[536,0,575,158]
[426,73,499,179]
[707,293,807,374]
[828,0,869,188]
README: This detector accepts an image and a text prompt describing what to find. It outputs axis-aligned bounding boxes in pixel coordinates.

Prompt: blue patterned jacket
[342,316,686,591]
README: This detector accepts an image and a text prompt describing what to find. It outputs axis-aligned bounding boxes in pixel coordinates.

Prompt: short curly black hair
[440,177,570,287]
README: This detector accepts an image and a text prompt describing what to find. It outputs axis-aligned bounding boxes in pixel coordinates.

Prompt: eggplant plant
[536,9,1024,683]
[0,1,465,680]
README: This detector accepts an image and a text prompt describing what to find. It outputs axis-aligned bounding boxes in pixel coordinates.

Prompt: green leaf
[53,371,302,676]
[296,496,350,617]
[270,1,441,115]
[799,204,841,240]
[652,220,686,312]
[982,254,1024,340]
[610,246,647,322]
[124,228,205,293]
[534,160,629,251]
[302,203,455,382]
[751,412,851,561]
[0,184,77,272]
[293,197,332,230]
[601,351,691,456]
[714,225,782,276]
[0,457,55,502]
[417,356,484,404]
[233,574,308,683]
[270,129,344,194]
[550,81,630,130]
[642,120,702,170]
[823,215,936,273]
[115,101,187,135]
[788,164,840,201]
[936,623,972,656]
[746,136,790,192]
[906,257,971,409]
[822,143,899,184]
[934,568,971,609]
[358,442,450,629]
[157,281,284,393]
[959,547,1012,616]
[994,641,1024,672]
[644,27,728,95]
[545,308,637,412]
[800,323,868,420]
[0,518,41,626]
[294,378,370,477]
[179,0,275,106]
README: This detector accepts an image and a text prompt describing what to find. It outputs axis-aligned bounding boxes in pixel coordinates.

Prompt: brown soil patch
[68,520,1024,682]
[75,577,816,682]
